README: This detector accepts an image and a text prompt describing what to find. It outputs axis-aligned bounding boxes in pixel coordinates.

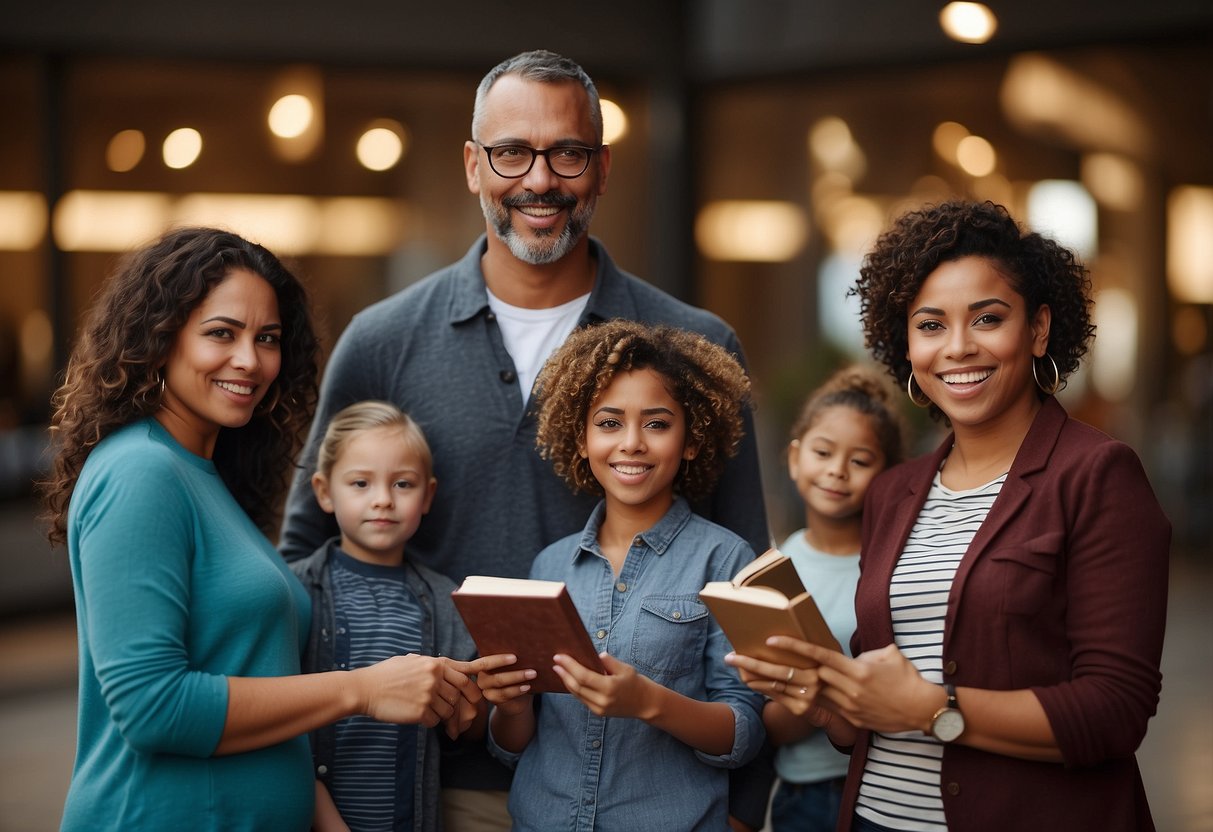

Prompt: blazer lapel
[945,398,1067,637]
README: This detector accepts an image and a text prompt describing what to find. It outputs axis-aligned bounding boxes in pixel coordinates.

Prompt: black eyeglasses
[475,142,600,179]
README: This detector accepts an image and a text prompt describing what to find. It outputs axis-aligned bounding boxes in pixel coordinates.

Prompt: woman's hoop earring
[1033,354,1062,396]
[906,373,931,408]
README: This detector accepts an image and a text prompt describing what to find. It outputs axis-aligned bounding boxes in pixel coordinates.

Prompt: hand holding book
[699,549,842,669]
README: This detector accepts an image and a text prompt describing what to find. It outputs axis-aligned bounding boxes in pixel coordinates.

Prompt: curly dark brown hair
[534,319,752,501]
[851,200,1094,422]
[41,227,319,545]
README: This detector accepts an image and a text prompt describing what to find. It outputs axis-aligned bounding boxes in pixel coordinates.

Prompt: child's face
[788,405,886,526]
[580,368,696,525]
[311,425,436,566]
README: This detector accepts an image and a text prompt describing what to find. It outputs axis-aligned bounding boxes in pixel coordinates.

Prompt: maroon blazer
[840,397,1170,831]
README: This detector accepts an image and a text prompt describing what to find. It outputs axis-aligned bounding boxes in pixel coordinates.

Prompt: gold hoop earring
[1033,354,1062,396]
[906,373,931,408]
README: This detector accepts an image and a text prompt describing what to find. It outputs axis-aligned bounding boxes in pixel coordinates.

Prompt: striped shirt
[329,550,424,832]
[855,470,1004,831]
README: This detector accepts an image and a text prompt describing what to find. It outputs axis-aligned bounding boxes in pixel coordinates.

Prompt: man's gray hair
[471,49,603,145]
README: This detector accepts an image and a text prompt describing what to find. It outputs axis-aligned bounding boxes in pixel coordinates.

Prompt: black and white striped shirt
[855,470,1004,831]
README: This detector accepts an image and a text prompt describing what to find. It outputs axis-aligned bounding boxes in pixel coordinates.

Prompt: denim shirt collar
[574,497,694,561]
[446,234,637,326]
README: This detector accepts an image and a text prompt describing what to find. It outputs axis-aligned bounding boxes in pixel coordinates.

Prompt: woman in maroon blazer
[727,200,1170,831]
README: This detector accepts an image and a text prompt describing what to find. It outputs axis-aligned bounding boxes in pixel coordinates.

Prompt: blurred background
[0,1,1209,829]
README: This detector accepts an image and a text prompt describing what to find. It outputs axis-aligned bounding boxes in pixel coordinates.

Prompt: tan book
[451,576,606,694]
[699,549,842,668]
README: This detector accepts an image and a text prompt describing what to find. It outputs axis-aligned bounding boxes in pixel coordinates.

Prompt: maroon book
[452,576,607,694]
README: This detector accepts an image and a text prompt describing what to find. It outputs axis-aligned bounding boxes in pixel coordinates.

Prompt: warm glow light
[1082,153,1143,212]
[932,121,970,164]
[162,128,202,169]
[1028,180,1097,259]
[268,94,314,139]
[808,117,866,179]
[54,191,173,251]
[819,195,884,255]
[1091,288,1137,402]
[955,134,996,177]
[317,198,409,256]
[51,190,407,255]
[695,200,808,262]
[357,120,407,171]
[601,99,628,144]
[0,191,48,250]
[1167,186,1213,304]
[939,2,998,44]
[106,129,146,172]
[268,66,324,163]
[1000,54,1150,157]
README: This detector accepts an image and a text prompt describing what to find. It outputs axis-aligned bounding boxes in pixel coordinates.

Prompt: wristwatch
[929,683,965,742]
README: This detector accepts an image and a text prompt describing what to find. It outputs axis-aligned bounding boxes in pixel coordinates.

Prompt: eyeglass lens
[487,145,592,178]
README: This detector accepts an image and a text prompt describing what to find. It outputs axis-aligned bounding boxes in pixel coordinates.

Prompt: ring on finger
[785,666,795,683]
[798,687,807,696]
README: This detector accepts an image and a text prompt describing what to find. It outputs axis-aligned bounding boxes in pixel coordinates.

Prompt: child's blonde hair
[534,319,752,500]
[316,401,433,480]
[789,366,905,466]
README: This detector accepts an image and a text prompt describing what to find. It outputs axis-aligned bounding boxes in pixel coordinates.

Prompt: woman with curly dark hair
[474,319,766,831]
[43,227,488,831]
[727,201,1170,831]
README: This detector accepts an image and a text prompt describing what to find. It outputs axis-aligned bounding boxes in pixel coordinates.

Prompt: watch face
[932,708,965,742]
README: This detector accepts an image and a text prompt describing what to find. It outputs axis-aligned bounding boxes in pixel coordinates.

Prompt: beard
[481,189,597,266]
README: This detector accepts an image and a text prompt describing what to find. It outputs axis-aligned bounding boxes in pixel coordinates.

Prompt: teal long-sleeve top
[62,418,313,831]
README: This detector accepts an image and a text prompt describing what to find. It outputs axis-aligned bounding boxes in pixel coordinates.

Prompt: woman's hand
[723,644,828,721]
[355,653,468,727]
[553,652,659,719]
[812,642,941,734]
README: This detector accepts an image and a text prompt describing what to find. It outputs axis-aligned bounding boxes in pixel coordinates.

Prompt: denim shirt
[489,498,765,831]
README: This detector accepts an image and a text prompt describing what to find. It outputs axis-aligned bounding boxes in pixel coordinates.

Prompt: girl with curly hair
[43,227,490,831]
[728,201,1170,831]
[474,319,766,831]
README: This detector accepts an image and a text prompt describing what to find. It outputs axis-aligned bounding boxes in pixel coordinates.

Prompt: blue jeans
[770,777,846,832]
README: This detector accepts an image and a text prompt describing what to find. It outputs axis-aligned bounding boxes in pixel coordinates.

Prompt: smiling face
[788,405,886,529]
[157,267,282,457]
[312,425,437,566]
[907,255,1051,436]
[580,368,696,528]
[464,74,610,266]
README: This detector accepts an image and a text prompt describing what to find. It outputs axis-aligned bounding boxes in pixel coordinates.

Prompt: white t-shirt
[486,287,590,403]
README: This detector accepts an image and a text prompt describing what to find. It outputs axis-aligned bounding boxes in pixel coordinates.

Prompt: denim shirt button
[499,369,516,384]
[596,629,607,639]
[591,739,601,749]
[615,582,627,592]
[672,611,682,619]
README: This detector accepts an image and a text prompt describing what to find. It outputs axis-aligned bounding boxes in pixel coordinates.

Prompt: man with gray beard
[280,49,771,832]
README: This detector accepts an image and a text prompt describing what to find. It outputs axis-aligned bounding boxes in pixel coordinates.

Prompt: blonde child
[290,401,504,832]
[475,320,766,830]
[761,367,904,832]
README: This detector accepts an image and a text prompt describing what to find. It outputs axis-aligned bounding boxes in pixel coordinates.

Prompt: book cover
[699,549,841,668]
[451,576,606,694]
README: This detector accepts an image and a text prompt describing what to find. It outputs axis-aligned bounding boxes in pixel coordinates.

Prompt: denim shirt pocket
[630,594,710,680]
[988,531,1064,616]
